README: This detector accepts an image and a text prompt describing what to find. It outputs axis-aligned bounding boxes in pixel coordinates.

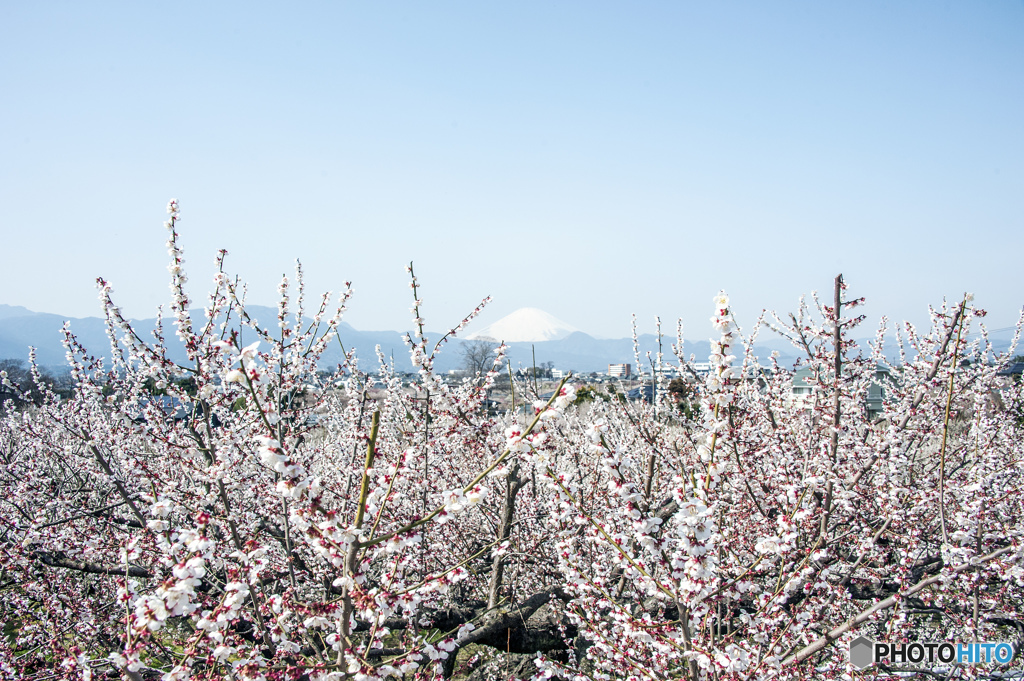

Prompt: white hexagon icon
[849,636,874,669]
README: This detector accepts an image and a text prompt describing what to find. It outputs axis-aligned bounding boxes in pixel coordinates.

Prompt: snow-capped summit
[466,308,579,343]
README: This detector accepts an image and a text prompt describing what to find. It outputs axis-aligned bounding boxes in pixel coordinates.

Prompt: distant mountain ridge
[1,304,1017,375]
[0,304,739,373]
[0,303,416,371]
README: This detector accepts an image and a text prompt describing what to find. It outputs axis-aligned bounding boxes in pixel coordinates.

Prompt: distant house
[608,363,631,378]
[627,384,654,403]
[129,395,191,423]
[998,362,1024,380]
[657,366,680,379]
[791,366,817,410]
[742,365,775,389]
[791,364,892,419]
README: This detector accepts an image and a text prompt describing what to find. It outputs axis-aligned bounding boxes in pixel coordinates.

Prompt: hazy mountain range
[1,304,1017,375]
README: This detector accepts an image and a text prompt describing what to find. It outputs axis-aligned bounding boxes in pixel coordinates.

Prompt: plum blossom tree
[0,203,1022,681]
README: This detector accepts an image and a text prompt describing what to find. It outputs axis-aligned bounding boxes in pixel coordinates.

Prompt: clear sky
[2,2,1022,340]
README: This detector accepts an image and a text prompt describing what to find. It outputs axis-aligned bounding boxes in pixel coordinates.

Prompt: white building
[608,363,631,378]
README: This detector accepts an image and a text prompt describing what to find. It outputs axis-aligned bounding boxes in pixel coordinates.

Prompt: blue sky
[1,2,1022,341]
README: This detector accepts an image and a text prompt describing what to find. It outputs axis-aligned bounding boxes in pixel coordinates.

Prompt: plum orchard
[1,202,1023,681]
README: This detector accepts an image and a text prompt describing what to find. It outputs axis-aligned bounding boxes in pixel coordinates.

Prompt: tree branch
[32,549,152,578]
[783,545,1015,666]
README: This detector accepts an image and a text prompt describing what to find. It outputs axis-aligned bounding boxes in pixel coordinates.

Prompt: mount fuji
[466,308,579,343]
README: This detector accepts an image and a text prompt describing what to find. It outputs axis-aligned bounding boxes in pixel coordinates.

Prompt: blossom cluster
[0,205,1021,681]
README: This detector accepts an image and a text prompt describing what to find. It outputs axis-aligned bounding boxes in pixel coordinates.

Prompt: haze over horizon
[2,3,1022,339]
